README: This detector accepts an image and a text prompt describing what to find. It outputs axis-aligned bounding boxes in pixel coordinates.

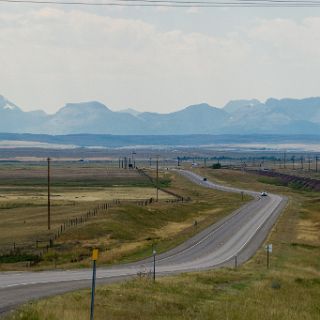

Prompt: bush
[0,253,42,264]
[271,279,281,290]
[212,163,222,169]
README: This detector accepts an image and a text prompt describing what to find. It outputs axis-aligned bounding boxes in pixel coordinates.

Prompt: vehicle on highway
[260,191,268,196]
[203,177,207,181]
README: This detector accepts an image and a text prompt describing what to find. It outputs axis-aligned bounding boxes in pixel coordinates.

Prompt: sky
[0,2,320,114]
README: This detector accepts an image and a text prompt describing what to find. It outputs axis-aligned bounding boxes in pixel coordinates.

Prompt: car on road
[260,191,268,196]
[203,177,207,181]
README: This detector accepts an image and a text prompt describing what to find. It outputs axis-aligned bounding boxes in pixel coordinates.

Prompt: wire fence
[137,168,191,202]
[0,191,189,260]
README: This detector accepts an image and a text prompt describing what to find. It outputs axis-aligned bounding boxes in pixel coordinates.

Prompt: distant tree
[212,163,222,169]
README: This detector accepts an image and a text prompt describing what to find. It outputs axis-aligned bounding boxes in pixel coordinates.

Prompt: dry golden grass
[7,168,319,320]
[0,187,171,203]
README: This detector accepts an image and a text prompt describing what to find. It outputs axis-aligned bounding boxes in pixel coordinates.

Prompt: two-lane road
[0,170,287,315]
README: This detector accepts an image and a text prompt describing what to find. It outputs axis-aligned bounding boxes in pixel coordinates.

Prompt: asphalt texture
[0,169,287,316]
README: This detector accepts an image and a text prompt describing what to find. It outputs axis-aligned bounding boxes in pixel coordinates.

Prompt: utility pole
[283,152,286,169]
[47,157,51,230]
[132,151,136,168]
[156,155,159,202]
[292,156,295,170]
[308,157,311,172]
[300,156,304,170]
[316,156,318,172]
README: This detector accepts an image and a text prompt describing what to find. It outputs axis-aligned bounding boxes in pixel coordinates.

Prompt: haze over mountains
[1,95,320,135]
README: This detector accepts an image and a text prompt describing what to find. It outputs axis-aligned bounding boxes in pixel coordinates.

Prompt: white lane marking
[156,171,272,263]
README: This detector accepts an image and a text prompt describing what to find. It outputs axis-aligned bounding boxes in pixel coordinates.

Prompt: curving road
[0,170,287,315]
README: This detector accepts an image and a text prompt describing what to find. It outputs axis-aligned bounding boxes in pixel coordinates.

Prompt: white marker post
[265,244,272,269]
[90,249,99,320]
[153,248,156,282]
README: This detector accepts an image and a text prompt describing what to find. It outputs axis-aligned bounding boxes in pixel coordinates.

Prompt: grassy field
[0,163,169,268]
[6,167,319,320]
[0,163,247,271]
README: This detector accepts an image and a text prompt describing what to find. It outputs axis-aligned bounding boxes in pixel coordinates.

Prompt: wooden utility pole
[292,156,295,170]
[316,156,318,172]
[156,156,159,202]
[47,157,51,230]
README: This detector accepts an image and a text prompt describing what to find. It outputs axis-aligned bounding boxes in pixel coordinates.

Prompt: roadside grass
[6,168,320,320]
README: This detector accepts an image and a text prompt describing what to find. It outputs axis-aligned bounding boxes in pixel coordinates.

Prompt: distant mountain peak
[183,103,216,111]
[57,101,112,115]
[118,108,141,117]
[0,95,20,111]
[223,99,261,114]
[0,95,320,135]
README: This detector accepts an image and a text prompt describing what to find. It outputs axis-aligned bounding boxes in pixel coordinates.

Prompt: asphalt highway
[0,169,287,315]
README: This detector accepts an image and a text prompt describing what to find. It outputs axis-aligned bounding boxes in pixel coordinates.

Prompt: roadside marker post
[90,249,99,320]
[265,244,272,269]
[152,246,156,282]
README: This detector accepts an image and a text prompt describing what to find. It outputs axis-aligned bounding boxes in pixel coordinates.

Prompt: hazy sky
[0,3,320,114]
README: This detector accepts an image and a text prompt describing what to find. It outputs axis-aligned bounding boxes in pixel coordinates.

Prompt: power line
[1,0,320,6]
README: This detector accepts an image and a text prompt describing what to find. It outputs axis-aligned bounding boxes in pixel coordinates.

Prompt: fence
[136,168,191,202]
[0,197,157,259]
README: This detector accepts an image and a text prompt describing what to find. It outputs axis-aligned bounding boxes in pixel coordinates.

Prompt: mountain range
[1,95,320,135]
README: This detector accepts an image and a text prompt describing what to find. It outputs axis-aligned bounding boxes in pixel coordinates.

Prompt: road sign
[90,249,99,320]
[265,244,272,269]
[92,249,99,261]
[265,244,272,253]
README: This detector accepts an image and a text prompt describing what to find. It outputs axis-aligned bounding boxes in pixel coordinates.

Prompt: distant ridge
[0,133,319,148]
[1,95,320,135]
